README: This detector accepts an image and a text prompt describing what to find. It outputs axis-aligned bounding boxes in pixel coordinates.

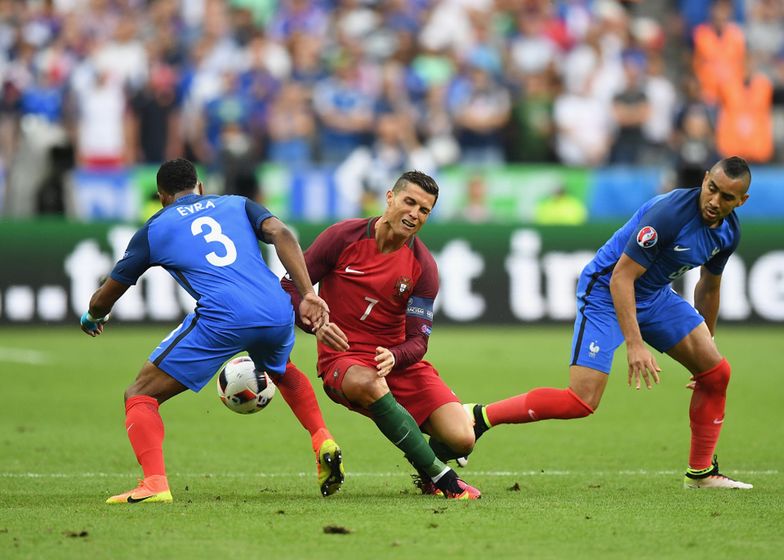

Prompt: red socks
[689,358,731,471]
[486,388,593,426]
[124,395,166,478]
[274,362,332,452]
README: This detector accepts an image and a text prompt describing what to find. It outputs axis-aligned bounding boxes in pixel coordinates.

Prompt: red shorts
[319,355,460,426]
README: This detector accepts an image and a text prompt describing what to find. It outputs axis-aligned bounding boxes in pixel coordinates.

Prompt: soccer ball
[217,356,276,414]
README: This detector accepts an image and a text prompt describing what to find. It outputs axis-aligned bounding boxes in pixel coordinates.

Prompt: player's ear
[196,181,204,195]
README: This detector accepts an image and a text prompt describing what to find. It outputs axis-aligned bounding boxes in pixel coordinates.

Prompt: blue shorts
[149,312,295,392]
[570,275,704,374]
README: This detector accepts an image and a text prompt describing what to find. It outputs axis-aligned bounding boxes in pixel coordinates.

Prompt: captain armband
[406,296,434,321]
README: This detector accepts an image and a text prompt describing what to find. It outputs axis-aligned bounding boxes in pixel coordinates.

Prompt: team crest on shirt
[636,226,658,249]
[393,276,413,301]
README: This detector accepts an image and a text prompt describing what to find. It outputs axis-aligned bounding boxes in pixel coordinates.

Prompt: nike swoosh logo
[127,495,154,503]
[393,429,411,446]
[673,246,690,252]
[713,418,724,424]
[345,266,364,274]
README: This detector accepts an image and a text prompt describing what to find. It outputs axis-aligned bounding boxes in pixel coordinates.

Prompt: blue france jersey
[583,188,740,299]
[110,194,294,326]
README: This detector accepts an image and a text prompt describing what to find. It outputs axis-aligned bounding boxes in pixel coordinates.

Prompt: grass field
[1,325,783,559]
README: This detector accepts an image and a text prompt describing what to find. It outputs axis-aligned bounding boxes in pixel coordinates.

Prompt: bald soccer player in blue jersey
[80,159,345,503]
[456,157,753,489]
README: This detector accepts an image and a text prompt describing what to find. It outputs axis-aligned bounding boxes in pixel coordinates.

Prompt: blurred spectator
[459,173,491,223]
[267,0,329,47]
[679,0,745,39]
[266,81,315,168]
[416,83,460,167]
[534,186,588,225]
[92,16,148,91]
[672,104,718,188]
[506,70,555,163]
[418,0,479,57]
[692,0,745,104]
[288,34,327,90]
[745,0,784,76]
[715,55,774,163]
[335,110,435,217]
[196,70,265,182]
[374,60,415,117]
[561,22,624,108]
[772,51,784,162]
[128,62,182,164]
[72,68,130,168]
[641,53,676,164]
[36,142,73,215]
[447,56,511,166]
[609,51,650,165]
[507,5,562,80]
[553,73,611,167]
[311,51,377,165]
[240,29,291,82]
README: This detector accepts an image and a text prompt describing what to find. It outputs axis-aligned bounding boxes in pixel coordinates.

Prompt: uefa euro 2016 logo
[636,226,658,249]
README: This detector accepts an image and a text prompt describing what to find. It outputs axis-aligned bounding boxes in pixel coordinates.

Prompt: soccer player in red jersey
[282,171,480,499]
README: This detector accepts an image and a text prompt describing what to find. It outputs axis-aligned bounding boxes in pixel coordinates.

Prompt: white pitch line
[0,470,778,479]
[0,347,50,365]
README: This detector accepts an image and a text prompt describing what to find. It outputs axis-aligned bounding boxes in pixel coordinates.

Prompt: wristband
[81,311,109,332]
[86,312,109,324]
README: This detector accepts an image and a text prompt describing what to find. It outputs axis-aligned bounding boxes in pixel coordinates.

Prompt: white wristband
[86,312,108,323]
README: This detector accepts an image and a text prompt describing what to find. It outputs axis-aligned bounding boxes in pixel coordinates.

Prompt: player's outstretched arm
[80,277,129,336]
[262,217,328,329]
[610,254,661,390]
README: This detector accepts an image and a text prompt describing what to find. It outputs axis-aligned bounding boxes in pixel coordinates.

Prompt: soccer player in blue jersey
[79,159,346,503]
[460,157,754,488]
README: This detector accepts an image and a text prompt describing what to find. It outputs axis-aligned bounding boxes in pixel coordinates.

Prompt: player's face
[384,183,436,237]
[699,168,749,225]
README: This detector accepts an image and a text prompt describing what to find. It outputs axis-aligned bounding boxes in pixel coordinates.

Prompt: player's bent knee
[696,358,731,393]
[341,368,388,407]
[447,433,475,456]
[564,387,598,416]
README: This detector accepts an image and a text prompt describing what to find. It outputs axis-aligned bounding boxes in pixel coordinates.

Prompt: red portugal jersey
[282,217,438,374]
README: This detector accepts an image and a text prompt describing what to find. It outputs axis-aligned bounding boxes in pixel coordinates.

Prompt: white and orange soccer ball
[217,356,276,414]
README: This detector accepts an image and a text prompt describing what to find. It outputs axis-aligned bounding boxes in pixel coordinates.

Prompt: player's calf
[688,358,731,471]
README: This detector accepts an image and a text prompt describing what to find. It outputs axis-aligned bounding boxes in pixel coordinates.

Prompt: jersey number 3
[191,216,237,267]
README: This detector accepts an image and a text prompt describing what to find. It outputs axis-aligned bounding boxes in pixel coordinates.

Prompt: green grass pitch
[1,325,782,559]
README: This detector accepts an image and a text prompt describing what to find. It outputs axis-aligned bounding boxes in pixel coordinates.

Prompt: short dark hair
[392,170,439,203]
[718,156,751,183]
[157,159,198,196]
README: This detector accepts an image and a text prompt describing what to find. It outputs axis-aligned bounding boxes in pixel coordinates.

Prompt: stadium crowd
[1,0,783,216]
